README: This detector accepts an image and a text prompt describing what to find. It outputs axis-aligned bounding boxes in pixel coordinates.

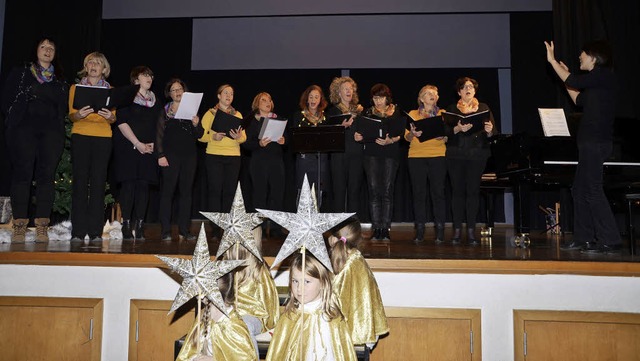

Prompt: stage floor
[1,222,639,276]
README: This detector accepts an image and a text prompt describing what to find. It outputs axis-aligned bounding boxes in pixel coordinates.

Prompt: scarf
[371,104,396,118]
[457,98,479,114]
[301,109,324,126]
[79,77,110,88]
[30,62,54,84]
[418,104,440,118]
[134,90,156,108]
[214,103,236,116]
[337,102,362,115]
[164,102,176,118]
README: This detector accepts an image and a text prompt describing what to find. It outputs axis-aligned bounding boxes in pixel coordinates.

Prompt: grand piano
[487,116,640,246]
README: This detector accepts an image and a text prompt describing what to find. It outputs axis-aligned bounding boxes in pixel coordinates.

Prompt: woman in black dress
[1,36,68,243]
[290,85,329,208]
[156,79,202,241]
[361,84,405,241]
[112,66,161,240]
[445,77,495,245]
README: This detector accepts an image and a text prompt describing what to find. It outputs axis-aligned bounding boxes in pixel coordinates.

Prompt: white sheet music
[258,118,288,141]
[174,92,203,120]
[538,108,571,137]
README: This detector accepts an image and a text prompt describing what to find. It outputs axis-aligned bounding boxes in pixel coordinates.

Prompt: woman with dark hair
[112,66,161,240]
[199,84,246,216]
[361,84,405,241]
[156,79,202,241]
[327,77,364,213]
[68,52,117,242]
[445,77,495,245]
[242,92,286,237]
[290,85,330,208]
[545,40,621,253]
[1,36,68,243]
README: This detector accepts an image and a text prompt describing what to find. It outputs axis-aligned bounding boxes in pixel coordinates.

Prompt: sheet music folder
[354,115,384,142]
[325,113,352,125]
[292,125,345,153]
[211,110,242,137]
[443,110,489,133]
[73,84,139,111]
[407,114,445,142]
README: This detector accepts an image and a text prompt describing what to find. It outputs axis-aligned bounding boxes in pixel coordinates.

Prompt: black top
[1,64,68,131]
[565,66,616,145]
[444,102,495,160]
[242,115,287,159]
[360,106,406,158]
[112,101,162,183]
[326,106,363,155]
[156,104,204,159]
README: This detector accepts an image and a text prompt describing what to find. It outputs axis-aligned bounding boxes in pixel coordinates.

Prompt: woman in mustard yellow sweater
[199,84,246,218]
[68,52,117,242]
[405,85,447,244]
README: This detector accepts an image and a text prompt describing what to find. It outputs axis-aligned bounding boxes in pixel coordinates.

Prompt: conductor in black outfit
[545,40,622,253]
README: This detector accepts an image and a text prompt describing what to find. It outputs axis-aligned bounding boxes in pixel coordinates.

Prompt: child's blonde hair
[329,218,362,274]
[285,251,343,321]
[221,238,264,284]
[198,272,235,343]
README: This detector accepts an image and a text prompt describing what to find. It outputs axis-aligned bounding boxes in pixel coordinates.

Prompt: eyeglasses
[462,84,475,90]
[372,96,386,101]
[169,88,184,93]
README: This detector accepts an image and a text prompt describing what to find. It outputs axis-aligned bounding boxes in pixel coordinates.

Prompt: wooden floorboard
[1,222,639,276]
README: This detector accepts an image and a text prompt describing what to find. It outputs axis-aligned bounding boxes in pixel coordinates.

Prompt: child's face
[291,268,322,304]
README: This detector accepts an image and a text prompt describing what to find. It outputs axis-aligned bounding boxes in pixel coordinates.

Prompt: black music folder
[325,113,352,126]
[72,84,139,111]
[408,115,445,142]
[443,110,489,132]
[211,109,242,138]
[354,115,384,142]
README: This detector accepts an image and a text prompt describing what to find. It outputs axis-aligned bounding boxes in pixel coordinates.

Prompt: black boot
[134,219,145,241]
[451,228,461,244]
[381,228,391,241]
[413,224,425,244]
[468,227,479,245]
[370,228,381,241]
[122,220,133,240]
[435,223,445,244]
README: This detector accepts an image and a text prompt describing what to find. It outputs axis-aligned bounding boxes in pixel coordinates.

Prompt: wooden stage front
[1,222,639,276]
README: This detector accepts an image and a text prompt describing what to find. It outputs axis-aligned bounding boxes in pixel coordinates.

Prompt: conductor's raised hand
[544,41,556,64]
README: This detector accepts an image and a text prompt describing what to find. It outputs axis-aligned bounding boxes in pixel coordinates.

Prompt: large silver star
[157,223,245,315]
[257,175,354,272]
[200,183,263,261]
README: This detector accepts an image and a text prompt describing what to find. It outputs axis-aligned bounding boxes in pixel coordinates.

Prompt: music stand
[292,125,345,203]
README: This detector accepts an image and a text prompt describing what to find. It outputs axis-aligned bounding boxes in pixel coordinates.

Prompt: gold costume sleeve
[176,309,257,361]
[236,265,281,332]
[266,309,358,361]
[333,250,389,345]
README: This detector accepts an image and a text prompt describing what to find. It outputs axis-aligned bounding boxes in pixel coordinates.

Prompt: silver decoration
[257,175,355,272]
[200,183,263,261]
[157,223,245,315]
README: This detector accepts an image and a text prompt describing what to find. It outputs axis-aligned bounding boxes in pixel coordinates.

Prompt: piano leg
[510,181,531,247]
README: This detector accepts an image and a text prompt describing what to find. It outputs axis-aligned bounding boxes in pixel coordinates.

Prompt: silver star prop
[157,223,245,315]
[200,183,263,261]
[257,174,354,272]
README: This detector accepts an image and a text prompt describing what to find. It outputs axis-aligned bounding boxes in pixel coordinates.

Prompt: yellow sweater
[199,108,246,156]
[405,109,446,158]
[68,84,116,137]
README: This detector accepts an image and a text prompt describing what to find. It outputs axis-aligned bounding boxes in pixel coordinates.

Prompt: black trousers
[408,156,447,225]
[363,156,399,229]
[7,126,64,219]
[205,154,241,212]
[330,152,363,212]
[159,153,197,234]
[71,134,111,238]
[119,180,149,221]
[250,156,285,212]
[447,156,487,230]
[573,142,620,245]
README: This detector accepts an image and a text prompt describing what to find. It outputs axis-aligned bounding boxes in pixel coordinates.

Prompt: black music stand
[292,125,345,202]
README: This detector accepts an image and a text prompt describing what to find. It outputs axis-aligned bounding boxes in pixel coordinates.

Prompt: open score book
[538,108,571,137]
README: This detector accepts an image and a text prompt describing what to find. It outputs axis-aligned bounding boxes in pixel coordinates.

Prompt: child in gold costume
[329,219,389,348]
[176,273,257,361]
[266,252,357,361]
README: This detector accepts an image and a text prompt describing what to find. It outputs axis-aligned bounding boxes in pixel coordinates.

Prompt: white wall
[2,264,640,361]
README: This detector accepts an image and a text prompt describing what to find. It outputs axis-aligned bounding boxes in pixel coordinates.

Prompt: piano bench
[625,194,640,255]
